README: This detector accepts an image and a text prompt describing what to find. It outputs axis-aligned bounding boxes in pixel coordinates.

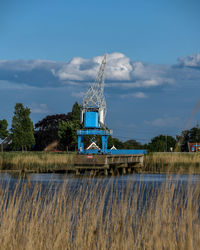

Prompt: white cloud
[105,53,132,80]
[56,57,96,81]
[0,52,199,94]
[134,92,147,98]
[30,103,49,114]
[178,53,200,68]
[55,53,172,88]
[120,92,147,99]
[55,52,132,81]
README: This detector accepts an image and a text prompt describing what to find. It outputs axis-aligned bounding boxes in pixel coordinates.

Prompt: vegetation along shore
[0,152,74,173]
[1,152,200,174]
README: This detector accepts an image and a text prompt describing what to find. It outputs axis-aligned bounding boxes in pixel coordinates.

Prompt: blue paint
[84,112,99,128]
[77,126,147,155]
[77,129,111,154]
[78,129,111,136]
[110,149,147,155]
[78,149,147,155]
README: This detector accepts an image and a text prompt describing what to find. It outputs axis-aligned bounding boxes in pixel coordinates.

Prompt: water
[0,172,200,192]
[1,172,200,184]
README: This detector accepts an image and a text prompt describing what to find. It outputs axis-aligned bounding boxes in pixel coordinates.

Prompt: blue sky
[0,0,200,143]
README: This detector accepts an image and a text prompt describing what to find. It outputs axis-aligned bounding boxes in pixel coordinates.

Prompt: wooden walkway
[74,154,144,175]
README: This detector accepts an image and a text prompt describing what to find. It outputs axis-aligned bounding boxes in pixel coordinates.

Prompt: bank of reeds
[0,177,199,249]
[144,152,200,173]
[1,152,200,173]
[0,152,74,172]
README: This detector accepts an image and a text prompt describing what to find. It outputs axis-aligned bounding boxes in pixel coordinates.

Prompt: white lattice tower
[83,54,107,123]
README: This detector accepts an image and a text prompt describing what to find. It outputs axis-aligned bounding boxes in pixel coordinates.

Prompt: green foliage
[147,134,176,152]
[34,102,81,151]
[0,119,9,140]
[57,102,82,150]
[189,127,200,142]
[123,139,143,149]
[176,130,189,152]
[58,120,81,150]
[108,136,124,149]
[11,103,35,151]
[177,126,200,151]
[71,102,81,122]
[34,114,68,150]
[108,137,144,150]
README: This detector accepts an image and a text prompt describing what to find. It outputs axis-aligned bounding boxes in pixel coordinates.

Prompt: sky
[0,0,200,143]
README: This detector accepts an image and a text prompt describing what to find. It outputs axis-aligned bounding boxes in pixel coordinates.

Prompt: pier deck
[74,154,144,175]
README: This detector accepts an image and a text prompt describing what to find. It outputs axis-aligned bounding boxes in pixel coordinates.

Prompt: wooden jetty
[73,154,144,175]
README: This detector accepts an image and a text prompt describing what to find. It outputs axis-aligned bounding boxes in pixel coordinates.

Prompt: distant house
[0,136,12,151]
[188,142,200,152]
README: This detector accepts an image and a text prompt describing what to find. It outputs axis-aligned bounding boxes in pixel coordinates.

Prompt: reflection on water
[1,172,200,186]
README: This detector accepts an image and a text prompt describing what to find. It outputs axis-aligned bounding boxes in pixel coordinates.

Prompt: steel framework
[82,54,107,124]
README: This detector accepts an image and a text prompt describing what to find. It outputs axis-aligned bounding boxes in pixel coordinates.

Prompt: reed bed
[1,152,200,173]
[144,152,200,173]
[0,152,74,172]
[0,177,199,249]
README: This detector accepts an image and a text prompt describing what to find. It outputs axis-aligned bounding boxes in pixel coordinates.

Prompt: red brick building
[188,142,200,152]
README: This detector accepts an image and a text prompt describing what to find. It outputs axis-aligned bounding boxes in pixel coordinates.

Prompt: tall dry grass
[1,152,200,173]
[145,152,200,173]
[0,152,74,172]
[0,177,199,249]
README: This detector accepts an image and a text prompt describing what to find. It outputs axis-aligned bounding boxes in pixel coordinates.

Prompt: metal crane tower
[81,54,107,126]
[78,54,112,154]
[76,54,147,157]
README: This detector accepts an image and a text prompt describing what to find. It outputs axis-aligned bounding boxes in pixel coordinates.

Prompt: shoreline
[1,152,200,174]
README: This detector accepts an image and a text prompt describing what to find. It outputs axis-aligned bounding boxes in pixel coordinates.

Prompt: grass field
[0,178,199,249]
[0,152,74,172]
[144,152,200,173]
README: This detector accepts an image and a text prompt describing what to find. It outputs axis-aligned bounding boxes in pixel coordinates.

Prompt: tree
[0,119,9,140]
[147,134,176,152]
[57,102,81,150]
[108,136,124,149]
[176,126,200,152]
[123,139,142,149]
[11,103,35,151]
[71,102,81,122]
[58,120,81,150]
[34,102,81,151]
[176,130,190,152]
[189,127,200,142]
[34,114,69,150]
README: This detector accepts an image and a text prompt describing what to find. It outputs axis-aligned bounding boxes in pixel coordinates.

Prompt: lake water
[0,172,199,190]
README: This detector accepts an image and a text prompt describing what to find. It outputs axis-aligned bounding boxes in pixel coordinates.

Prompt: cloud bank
[0,52,200,99]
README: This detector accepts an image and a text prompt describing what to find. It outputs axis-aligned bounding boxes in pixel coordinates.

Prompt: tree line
[0,102,200,152]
